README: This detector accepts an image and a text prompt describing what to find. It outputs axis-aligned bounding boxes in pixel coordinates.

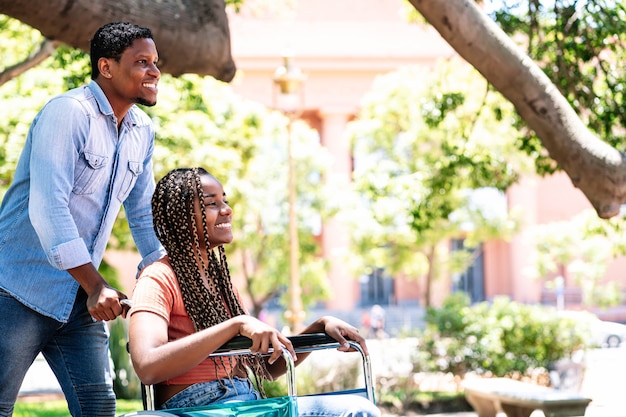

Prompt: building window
[451,239,485,303]
[359,267,395,307]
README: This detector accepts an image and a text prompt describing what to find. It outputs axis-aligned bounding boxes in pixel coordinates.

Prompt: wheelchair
[119,332,376,417]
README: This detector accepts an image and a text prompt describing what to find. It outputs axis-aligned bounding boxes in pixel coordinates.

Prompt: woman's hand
[237,315,296,365]
[319,316,369,355]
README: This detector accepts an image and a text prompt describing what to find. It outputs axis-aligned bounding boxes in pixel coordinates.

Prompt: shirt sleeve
[130,260,177,324]
[28,96,92,270]
[122,114,166,273]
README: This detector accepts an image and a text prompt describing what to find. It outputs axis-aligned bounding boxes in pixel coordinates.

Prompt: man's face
[106,38,160,107]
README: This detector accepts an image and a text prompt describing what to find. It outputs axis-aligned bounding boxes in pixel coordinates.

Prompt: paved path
[18,354,62,397]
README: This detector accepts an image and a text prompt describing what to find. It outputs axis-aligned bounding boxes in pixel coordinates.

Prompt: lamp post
[273,54,306,333]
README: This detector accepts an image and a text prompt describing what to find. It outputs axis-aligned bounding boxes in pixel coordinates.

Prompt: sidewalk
[18,354,62,398]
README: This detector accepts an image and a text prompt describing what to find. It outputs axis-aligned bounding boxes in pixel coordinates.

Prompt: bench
[463,377,591,417]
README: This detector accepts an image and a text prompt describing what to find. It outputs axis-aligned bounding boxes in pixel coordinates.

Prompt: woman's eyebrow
[202,192,227,198]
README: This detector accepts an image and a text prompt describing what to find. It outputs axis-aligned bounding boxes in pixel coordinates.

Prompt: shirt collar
[87,80,114,117]
[87,80,140,127]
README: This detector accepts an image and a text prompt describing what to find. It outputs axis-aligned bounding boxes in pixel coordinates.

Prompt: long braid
[152,168,269,394]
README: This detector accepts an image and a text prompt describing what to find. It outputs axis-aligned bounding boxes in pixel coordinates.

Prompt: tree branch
[0,38,59,87]
[409,0,626,219]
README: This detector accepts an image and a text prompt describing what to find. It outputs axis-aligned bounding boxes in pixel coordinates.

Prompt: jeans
[160,377,261,409]
[0,287,115,417]
[161,377,381,417]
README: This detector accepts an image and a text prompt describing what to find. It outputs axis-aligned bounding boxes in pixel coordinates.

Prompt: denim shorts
[160,376,261,410]
[159,376,381,417]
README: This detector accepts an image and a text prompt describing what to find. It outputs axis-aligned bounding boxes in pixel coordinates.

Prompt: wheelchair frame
[138,333,376,412]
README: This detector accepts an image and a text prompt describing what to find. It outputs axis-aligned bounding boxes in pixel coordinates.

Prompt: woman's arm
[129,311,295,385]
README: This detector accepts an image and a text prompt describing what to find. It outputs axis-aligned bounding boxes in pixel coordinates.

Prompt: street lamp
[273,54,306,334]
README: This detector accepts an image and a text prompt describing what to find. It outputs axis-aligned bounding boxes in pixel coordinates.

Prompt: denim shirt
[0,81,166,322]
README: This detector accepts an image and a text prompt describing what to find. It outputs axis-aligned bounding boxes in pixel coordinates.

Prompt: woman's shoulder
[133,255,181,311]
[142,255,172,271]
[138,256,177,285]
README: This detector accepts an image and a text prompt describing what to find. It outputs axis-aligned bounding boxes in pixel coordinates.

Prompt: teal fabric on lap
[121,396,296,417]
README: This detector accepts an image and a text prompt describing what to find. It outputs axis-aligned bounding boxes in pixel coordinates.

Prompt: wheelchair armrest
[214,332,339,353]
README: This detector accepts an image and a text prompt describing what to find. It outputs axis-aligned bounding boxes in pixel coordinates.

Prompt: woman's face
[193,174,233,249]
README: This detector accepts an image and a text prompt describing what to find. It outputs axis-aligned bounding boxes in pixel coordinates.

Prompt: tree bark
[0,0,236,82]
[408,0,626,219]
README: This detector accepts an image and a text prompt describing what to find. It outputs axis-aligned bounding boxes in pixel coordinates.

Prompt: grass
[14,398,143,417]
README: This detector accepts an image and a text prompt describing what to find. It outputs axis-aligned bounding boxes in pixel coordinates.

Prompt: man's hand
[68,262,129,321]
[87,284,129,321]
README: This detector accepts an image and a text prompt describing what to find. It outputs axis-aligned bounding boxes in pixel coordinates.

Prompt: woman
[128,167,380,416]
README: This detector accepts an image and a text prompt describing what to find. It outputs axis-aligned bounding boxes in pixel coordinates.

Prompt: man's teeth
[143,83,157,88]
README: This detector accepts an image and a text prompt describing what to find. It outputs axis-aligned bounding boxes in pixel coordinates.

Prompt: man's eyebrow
[134,52,159,61]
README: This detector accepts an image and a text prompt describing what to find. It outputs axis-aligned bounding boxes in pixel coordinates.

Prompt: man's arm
[68,263,129,321]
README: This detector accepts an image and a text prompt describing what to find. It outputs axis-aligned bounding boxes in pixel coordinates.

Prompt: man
[0,22,166,416]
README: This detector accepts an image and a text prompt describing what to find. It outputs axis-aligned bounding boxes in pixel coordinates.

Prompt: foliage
[483,0,626,175]
[109,318,142,400]
[345,58,529,305]
[403,0,626,175]
[526,209,626,307]
[416,293,592,379]
[0,17,72,191]
[0,16,335,317]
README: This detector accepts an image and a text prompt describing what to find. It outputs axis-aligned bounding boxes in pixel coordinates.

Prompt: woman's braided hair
[152,167,269,393]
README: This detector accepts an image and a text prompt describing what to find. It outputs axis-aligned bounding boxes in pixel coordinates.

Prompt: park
[2,0,626,416]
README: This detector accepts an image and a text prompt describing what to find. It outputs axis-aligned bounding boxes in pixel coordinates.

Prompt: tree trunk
[408,0,626,219]
[424,245,436,308]
[0,0,236,82]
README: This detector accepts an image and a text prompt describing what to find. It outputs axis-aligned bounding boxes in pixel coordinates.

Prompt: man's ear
[98,58,112,79]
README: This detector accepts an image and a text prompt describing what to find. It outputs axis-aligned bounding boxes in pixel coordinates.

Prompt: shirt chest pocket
[117,160,143,202]
[73,151,109,195]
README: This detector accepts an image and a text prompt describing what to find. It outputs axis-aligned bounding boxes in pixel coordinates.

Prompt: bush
[109,318,142,400]
[416,293,592,380]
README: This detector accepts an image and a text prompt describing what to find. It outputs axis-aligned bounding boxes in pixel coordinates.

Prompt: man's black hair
[90,22,153,80]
